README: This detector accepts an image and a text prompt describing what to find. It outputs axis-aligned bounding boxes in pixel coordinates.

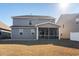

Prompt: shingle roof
[57,13,79,24]
[0,21,11,31]
[12,15,55,20]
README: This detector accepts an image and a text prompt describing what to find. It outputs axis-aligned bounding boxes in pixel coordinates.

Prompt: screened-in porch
[35,22,60,40]
[38,28,59,39]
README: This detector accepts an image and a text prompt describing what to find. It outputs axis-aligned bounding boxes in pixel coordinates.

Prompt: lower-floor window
[19,29,23,35]
[31,29,35,34]
[0,31,1,35]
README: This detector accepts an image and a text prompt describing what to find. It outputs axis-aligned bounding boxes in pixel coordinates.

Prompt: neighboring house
[11,15,60,40]
[0,21,11,39]
[57,13,79,39]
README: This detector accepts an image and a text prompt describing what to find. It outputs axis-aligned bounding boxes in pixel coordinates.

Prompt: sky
[0,3,79,26]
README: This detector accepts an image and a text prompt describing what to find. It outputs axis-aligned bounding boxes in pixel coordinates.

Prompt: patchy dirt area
[0,44,79,56]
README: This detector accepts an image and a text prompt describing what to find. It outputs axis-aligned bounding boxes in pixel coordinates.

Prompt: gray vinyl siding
[11,27,36,40]
[11,16,56,40]
[13,18,55,26]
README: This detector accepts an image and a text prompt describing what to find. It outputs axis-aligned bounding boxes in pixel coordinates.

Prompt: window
[76,18,79,24]
[31,29,35,34]
[20,32,23,35]
[19,29,23,35]
[29,20,32,25]
[63,24,64,28]
[61,33,62,36]
[0,31,1,35]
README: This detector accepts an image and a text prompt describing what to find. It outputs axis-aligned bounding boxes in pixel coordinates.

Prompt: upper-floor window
[19,29,23,35]
[29,20,32,25]
[76,18,79,24]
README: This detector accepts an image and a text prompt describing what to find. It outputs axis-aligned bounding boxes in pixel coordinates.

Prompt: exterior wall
[11,27,36,40]
[57,14,79,39]
[13,18,55,26]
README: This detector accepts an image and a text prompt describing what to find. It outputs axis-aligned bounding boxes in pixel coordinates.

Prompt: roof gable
[35,22,60,28]
[57,13,79,24]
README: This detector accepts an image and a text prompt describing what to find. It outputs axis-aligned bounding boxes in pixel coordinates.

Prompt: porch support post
[58,28,60,40]
[36,27,38,40]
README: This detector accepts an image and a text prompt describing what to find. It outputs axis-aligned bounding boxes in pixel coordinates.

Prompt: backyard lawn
[0,39,79,56]
[0,44,79,56]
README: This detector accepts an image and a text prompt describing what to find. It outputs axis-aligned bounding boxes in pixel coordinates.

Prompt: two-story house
[11,15,60,40]
[57,13,79,40]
